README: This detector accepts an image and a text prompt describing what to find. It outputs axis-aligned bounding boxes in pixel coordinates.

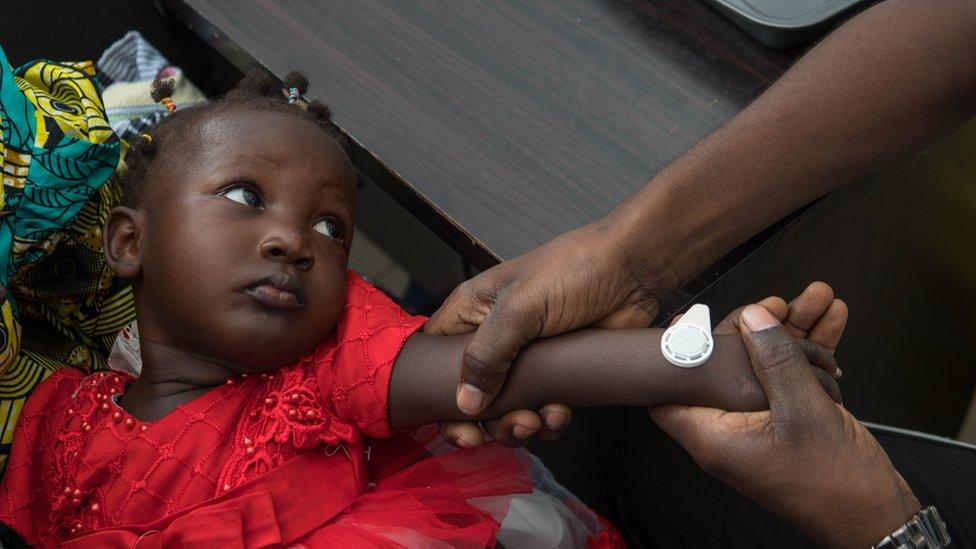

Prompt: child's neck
[119,338,239,421]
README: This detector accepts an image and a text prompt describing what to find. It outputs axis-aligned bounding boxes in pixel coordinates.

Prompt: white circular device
[661,304,713,368]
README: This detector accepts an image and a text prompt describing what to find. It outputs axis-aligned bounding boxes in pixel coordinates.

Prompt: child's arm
[388,328,839,428]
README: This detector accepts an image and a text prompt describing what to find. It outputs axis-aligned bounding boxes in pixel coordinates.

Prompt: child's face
[128,109,356,372]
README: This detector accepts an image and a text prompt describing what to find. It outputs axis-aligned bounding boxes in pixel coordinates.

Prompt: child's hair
[117,69,349,207]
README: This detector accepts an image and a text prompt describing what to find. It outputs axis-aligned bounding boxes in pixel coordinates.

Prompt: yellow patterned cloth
[0,45,132,466]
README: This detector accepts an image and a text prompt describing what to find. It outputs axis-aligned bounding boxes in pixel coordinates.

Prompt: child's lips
[244,273,306,310]
[244,284,303,310]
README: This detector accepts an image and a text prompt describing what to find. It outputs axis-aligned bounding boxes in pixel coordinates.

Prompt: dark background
[2,1,238,97]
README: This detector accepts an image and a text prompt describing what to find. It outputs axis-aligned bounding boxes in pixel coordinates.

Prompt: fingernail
[741,304,778,332]
[833,367,843,379]
[512,424,538,440]
[456,383,486,415]
[454,438,471,449]
[544,410,568,431]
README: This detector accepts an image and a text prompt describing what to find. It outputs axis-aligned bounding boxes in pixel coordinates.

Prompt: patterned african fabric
[0,43,128,467]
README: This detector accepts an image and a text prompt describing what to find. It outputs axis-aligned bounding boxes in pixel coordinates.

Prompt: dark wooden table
[164,0,796,319]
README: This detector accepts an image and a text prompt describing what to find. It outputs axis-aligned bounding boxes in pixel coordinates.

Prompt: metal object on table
[706,0,874,49]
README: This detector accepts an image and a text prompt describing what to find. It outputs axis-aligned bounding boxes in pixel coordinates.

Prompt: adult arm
[651,305,919,548]
[427,0,976,420]
[615,0,976,296]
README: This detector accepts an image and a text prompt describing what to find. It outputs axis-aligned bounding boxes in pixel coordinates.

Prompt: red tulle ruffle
[298,442,533,547]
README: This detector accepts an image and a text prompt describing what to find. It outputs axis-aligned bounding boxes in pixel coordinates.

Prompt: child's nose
[260,231,314,270]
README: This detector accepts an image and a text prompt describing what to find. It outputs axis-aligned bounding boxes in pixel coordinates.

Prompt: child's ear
[103,206,145,279]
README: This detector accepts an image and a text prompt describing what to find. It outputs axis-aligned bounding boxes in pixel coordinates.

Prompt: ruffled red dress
[0,273,623,548]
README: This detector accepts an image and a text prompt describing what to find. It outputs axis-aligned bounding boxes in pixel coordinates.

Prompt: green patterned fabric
[0,44,131,465]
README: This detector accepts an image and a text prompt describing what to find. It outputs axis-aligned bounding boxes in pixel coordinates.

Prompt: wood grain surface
[166,0,794,284]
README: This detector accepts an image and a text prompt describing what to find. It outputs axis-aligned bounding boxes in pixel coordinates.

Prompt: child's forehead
[195,108,337,152]
[143,108,356,207]
[185,109,353,179]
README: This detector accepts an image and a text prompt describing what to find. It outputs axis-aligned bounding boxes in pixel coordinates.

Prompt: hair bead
[150,77,178,113]
[282,71,309,105]
[120,68,346,209]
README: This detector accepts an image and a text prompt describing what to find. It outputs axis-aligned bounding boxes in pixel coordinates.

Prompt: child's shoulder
[309,272,426,366]
[336,271,425,337]
[343,270,400,310]
[300,273,426,439]
[22,369,130,420]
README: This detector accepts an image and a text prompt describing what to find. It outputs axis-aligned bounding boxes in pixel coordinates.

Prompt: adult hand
[427,219,669,447]
[650,305,920,548]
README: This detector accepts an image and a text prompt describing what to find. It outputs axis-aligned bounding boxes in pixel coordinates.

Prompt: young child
[0,70,843,548]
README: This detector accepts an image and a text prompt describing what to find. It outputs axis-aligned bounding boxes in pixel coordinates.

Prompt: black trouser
[611,422,976,548]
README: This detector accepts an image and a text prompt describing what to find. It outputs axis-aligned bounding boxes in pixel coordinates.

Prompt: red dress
[0,273,534,547]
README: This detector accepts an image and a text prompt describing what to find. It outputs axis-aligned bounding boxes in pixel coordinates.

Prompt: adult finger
[807,361,843,403]
[424,279,496,335]
[440,421,486,448]
[458,292,544,414]
[807,299,848,353]
[795,338,842,379]
[483,410,542,447]
[482,406,571,445]
[738,305,835,420]
[713,296,788,336]
[783,282,834,339]
[537,404,572,441]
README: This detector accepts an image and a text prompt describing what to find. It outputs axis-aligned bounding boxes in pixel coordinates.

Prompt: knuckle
[455,279,488,305]
[737,378,770,412]
[457,276,502,306]
[462,346,510,383]
[752,339,804,372]
[796,339,831,363]
[439,423,461,444]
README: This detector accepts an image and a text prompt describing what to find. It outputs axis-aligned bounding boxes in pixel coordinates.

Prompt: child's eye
[221,186,263,208]
[313,217,344,241]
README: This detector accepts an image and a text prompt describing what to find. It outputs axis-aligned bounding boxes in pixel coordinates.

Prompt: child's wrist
[661,333,763,411]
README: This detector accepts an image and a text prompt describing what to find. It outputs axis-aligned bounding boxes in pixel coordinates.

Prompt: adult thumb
[738,305,834,420]
[457,294,542,415]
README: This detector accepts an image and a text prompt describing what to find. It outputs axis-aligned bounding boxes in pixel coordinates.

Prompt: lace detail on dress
[217,358,359,493]
[47,371,129,539]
